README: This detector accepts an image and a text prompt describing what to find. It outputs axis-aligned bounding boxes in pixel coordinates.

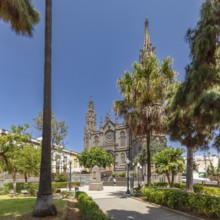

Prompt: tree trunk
[12,171,16,197]
[186,146,194,193]
[146,129,151,187]
[24,173,28,182]
[33,0,57,217]
[171,171,175,187]
[166,171,171,188]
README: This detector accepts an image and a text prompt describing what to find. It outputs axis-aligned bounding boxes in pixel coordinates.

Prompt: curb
[131,196,205,220]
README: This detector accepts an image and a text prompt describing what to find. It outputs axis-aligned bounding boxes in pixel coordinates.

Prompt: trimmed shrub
[76,191,110,220]
[152,182,168,188]
[119,172,126,177]
[141,187,220,218]
[193,184,220,197]
[4,182,39,196]
[54,173,68,182]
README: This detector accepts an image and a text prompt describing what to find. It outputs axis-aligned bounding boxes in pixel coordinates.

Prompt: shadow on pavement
[106,206,195,220]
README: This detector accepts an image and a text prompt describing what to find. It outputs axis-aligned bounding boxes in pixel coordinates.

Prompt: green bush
[54,173,68,182]
[72,181,80,186]
[173,183,186,190]
[0,186,8,195]
[141,187,220,218]
[4,182,39,196]
[172,183,220,197]
[119,172,126,177]
[193,184,220,197]
[76,191,110,220]
[152,182,168,188]
[4,181,70,195]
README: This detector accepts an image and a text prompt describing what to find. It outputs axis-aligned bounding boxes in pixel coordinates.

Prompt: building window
[74,159,77,168]
[120,131,126,146]
[94,136,99,146]
[121,153,125,164]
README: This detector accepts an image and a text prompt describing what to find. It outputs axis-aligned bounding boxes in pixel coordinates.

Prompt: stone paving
[78,186,204,220]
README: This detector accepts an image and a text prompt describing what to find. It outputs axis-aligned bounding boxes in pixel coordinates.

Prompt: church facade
[84,18,165,171]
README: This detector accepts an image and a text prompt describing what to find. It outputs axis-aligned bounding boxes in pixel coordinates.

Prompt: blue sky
[0,0,203,153]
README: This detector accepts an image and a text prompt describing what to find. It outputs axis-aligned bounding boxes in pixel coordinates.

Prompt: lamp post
[137,162,142,189]
[126,158,131,194]
[69,159,72,191]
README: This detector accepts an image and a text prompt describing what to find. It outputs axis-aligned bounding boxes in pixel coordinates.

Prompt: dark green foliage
[4,182,39,196]
[54,173,68,182]
[141,187,220,218]
[151,182,168,188]
[3,181,76,196]
[78,146,114,169]
[76,191,110,220]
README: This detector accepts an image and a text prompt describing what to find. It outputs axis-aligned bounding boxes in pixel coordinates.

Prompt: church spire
[139,18,155,64]
[85,96,97,132]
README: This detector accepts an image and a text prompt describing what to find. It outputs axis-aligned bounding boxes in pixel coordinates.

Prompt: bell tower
[84,97,97,149]
[139,18,155,64]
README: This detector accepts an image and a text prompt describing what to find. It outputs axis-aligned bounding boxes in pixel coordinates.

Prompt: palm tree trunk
[33,0,57,217]
[146,129,151,187]
[186,146,194,193]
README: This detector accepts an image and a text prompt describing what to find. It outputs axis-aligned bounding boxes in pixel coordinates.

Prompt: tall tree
[114,55,176,187]
[0,0,40,36]
[167,0,220,192]
[0,124,37,196]
[33,0,57,217]
[33,111,68,148]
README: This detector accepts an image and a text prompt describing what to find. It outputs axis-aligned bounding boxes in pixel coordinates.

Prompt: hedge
[76,191,110,220]
[140,187,220,218]
[3,181,80,196]
[151,182,220,197]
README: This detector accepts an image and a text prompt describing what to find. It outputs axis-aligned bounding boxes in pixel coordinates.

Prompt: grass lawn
[0,195,68,219]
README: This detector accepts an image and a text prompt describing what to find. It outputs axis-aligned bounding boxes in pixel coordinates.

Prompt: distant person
[113,177,116,186]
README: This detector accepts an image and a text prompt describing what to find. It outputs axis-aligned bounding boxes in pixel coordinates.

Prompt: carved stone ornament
[105,130,114,142]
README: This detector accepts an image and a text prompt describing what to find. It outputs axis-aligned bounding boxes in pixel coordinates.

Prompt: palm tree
[153,147,185,188]
[114,55,176,187]
[0,0,40,36]
[33,0,57,217]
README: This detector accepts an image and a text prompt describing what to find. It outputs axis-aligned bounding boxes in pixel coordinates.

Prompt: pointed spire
[88,96,94,109]
[85,96,97,132]
[100,117,103,129]
[139,18,155,64]
[105,112,111,122]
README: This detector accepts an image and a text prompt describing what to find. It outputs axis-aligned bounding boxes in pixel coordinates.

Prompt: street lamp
[137,162,142,189]
[126,158,131,194]
[69,159,72,191]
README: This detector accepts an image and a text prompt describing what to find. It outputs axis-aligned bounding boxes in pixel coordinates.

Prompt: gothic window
[121,153,126,164]
[94,136,99,146]
[120,131,126,146]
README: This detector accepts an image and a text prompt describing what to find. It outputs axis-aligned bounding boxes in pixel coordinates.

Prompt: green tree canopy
[153,147,185,187]
[33,112,68,147]
[78,147,114,169]
[167,0,220,192]
[0,124,41,195]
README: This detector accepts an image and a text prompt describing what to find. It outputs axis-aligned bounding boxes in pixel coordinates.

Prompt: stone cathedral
[84,18,165,171]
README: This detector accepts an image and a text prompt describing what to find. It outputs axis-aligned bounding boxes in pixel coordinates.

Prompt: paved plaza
[78,186,204,220]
